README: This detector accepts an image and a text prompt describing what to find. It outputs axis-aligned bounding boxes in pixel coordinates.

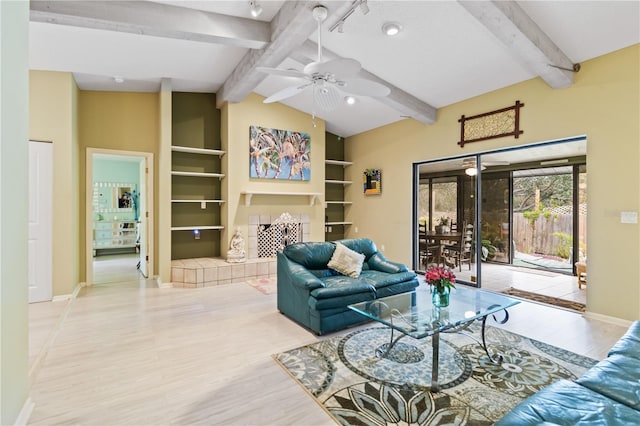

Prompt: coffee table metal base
[375,307,511,392]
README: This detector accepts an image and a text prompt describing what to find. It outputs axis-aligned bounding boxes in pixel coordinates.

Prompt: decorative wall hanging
[250,126,311,180]
[458,100,524,147]
[363,169,381,195]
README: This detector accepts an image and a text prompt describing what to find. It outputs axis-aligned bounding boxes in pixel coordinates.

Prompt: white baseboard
[51,283,82,302]
[583,311,633,327]
[156,276,172,288]
[14,396,34,426]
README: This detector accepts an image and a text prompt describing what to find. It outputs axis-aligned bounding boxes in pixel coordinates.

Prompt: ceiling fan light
[315,84,340,111]
[382,22,401,36]
[249,1,263,18]
[344,96,356,105]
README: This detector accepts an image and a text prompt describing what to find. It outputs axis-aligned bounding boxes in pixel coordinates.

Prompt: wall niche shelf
[171,199,225,204]
[171,170,225,179]
[325,159,353,167]
[325,221,353,226]
[241,190,321,206]
[325,201,352,206]
[171,225,224,231]
[325,179,352,185]
[171,145,225,157]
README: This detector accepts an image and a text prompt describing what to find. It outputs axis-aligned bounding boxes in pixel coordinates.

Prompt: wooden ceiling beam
[217,1,352,107]
[459,0,575,89]
[30,0,270,49]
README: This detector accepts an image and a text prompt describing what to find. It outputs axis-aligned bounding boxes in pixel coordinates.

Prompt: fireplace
[248,212,309,259]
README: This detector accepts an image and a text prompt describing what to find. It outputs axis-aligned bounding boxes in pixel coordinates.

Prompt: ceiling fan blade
[256,67,308,79]
[263,83,311,104]
[304,58,361,78]
[339,78,391,97]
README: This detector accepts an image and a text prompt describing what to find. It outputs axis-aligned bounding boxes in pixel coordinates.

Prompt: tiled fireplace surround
[170,213,310,288]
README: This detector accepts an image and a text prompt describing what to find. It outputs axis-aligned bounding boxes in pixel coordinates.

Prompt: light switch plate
[620,211,638,224]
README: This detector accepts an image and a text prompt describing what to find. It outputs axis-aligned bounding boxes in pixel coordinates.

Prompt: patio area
[452,261,585,306]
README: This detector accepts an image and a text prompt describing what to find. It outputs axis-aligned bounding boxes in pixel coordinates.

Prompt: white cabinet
[93,220,138,256]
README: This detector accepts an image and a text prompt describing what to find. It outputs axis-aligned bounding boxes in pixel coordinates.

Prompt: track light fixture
[359,0,370,15]
[329,0,371,33]
[249,1,263,18]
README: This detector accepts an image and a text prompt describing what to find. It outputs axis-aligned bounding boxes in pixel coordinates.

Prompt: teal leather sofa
[496,321,640,424]
[277,238,418,335]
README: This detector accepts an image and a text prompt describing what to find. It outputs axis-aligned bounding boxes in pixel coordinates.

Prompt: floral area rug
[273,323,596,425]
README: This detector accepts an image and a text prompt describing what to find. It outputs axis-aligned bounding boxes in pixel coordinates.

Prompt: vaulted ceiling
[29,1,640,137]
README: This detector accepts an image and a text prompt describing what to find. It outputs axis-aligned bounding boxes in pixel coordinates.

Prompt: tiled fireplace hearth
[170,212,309,288]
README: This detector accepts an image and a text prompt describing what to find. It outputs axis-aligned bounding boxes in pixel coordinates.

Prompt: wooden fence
[513,213,587,259]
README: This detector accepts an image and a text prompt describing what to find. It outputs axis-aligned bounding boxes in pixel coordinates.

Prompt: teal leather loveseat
[496,321,640,424]
[277,238,418,335]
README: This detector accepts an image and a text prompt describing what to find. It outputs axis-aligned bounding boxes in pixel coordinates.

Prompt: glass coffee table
[348,286,520,391]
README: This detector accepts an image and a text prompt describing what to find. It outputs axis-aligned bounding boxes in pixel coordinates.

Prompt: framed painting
[363,169,381,195]
[249,126,311,180]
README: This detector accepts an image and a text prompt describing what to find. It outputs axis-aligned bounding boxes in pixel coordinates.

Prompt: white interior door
[28,141,53,303]
[138,157,149,277]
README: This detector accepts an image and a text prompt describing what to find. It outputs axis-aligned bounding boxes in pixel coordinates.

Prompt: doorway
[86,148,154,286]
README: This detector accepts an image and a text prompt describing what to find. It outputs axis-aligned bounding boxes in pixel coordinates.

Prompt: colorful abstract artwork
[363,169,381,195]
[249,126,311,180]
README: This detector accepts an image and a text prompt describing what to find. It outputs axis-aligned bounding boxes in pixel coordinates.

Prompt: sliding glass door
[413,137,587,293]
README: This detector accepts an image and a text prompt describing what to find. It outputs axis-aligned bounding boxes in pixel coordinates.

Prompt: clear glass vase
[431,286,451,308]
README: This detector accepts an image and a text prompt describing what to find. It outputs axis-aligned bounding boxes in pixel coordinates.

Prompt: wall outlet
[354,226,358,233]
[200,201,207,209]
[380,244,385,252]
[621,211,638,224]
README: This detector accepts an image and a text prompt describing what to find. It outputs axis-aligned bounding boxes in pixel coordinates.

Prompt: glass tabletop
[348,286,520,339]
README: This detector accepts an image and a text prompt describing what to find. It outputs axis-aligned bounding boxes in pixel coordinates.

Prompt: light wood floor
[27,262,628,425]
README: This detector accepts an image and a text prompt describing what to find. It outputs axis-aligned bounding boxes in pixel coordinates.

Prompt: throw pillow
[327,242,365,278]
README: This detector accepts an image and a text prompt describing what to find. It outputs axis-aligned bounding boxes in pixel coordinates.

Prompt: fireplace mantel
[241,190,321,206]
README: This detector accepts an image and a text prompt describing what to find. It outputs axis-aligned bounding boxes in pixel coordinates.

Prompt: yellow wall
[221,93,326,251]
[29,70,80,296]
[345,44,640,321]
[78,91,160,281]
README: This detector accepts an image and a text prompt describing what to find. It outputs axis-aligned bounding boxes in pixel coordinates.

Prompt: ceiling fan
[459,158,509,175]
[257,5,390,111]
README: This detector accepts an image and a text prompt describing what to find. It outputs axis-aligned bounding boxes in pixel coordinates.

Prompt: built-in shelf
[241,190,321,206]
[325,222,353,226]
[171,171,225,180]
[325,201,353,209]
[171,199,225,204]
[325,159,353,167]
[171,225,224,231]
[171,145,225,156]
[325,179,352,185]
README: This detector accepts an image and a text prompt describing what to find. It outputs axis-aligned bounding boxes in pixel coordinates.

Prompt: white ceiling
[29,1,640,137]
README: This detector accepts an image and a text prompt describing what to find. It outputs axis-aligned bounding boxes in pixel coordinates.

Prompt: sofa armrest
[279,255,325,291]
[367,252,409,274]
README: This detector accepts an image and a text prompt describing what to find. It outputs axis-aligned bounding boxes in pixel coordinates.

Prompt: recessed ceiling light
[344,96,356,105]
[382,22,401,36]
[113,76,124,84]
